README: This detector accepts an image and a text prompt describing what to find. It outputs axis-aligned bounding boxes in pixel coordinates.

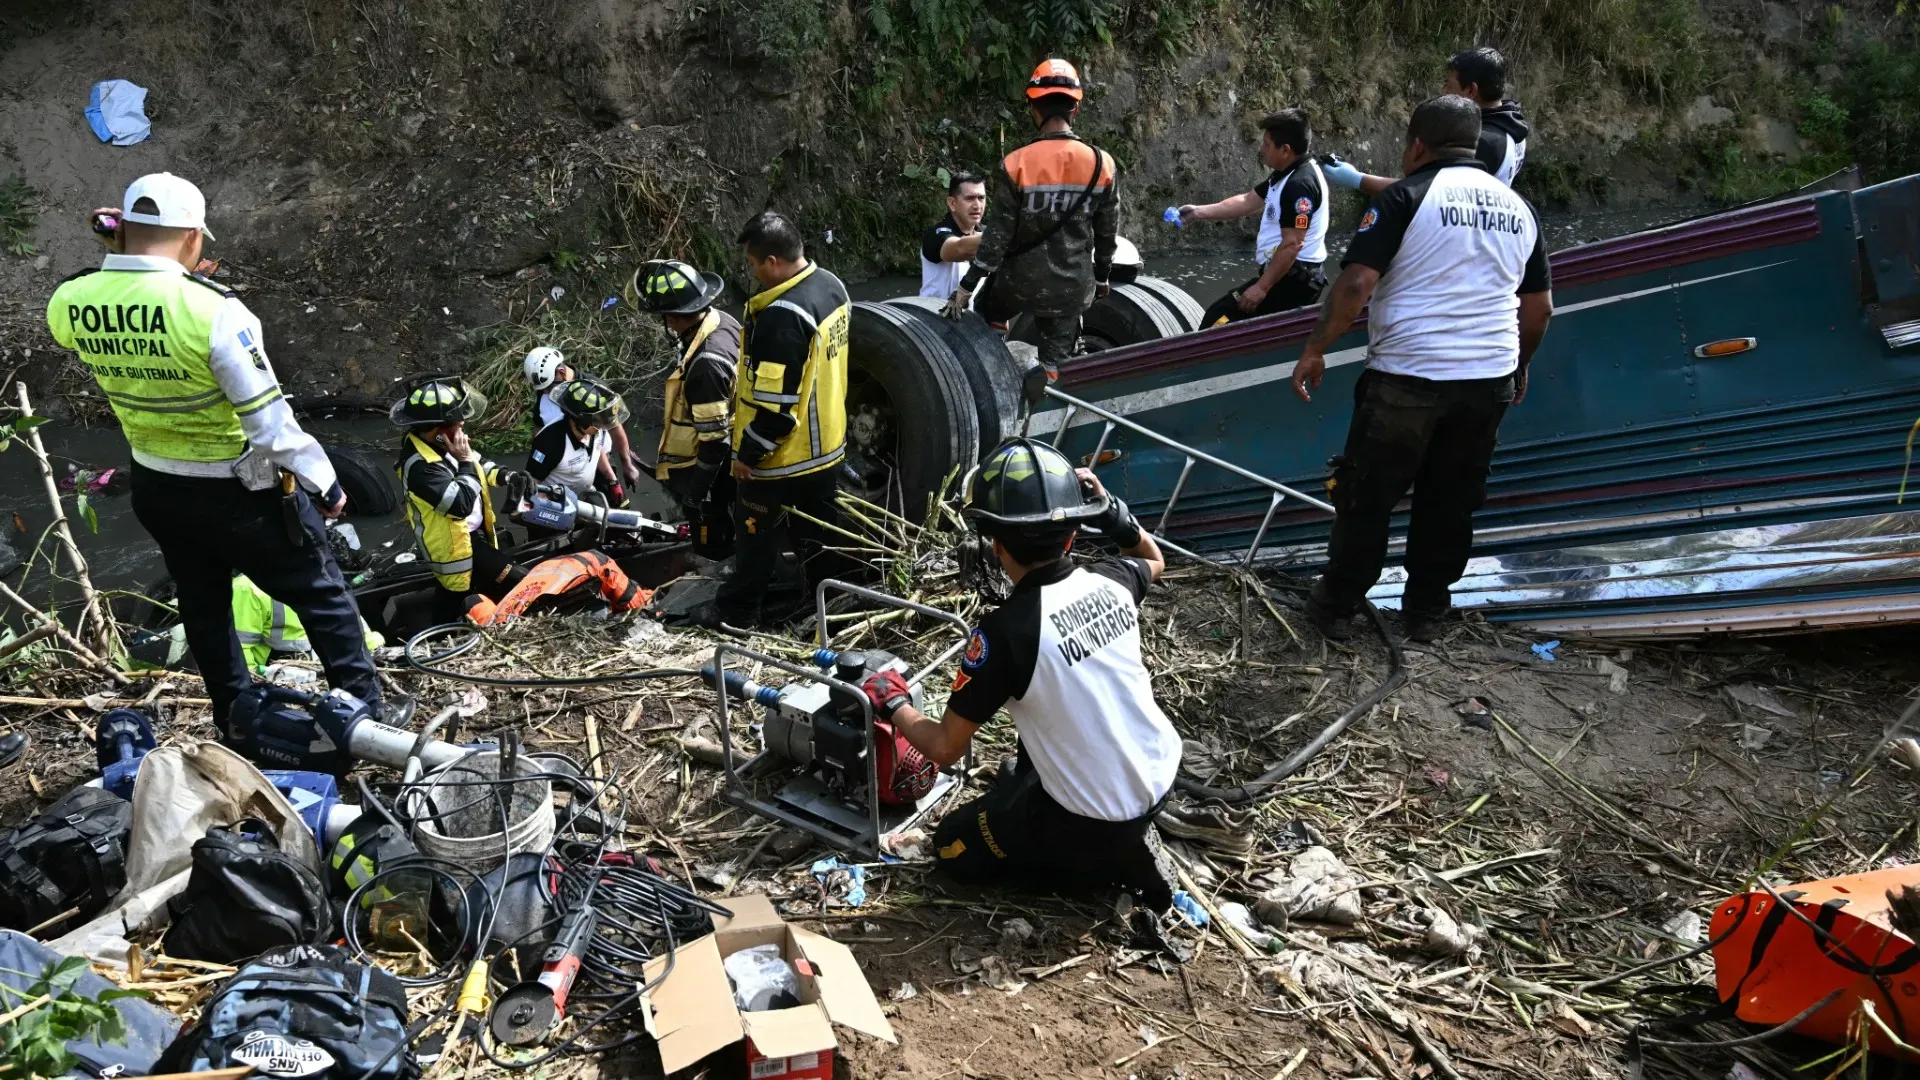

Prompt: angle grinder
[490,907,599,1046]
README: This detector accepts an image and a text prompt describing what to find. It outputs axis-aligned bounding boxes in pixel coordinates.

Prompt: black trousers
[1312,369,1514,618]
[974,278,1081,373]
[430,537,525,625]
[1201,262,1326,328]
[716,467,841,624]
[932,753,1176,912]
[663,466,736,561]
[130,464,383,726]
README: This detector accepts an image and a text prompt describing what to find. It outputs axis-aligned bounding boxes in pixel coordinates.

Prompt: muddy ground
[2,566,1914,1080]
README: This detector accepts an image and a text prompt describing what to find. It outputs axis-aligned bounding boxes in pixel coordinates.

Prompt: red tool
[490,907,599,1046]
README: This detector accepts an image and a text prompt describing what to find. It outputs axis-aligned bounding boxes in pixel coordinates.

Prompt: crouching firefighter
[857,438,1183,912]
[634,259,739,560]
[391,376,528,624]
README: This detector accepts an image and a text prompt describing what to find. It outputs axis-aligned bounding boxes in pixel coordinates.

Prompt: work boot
[1402,603,1451,644]
[1154,798,1254,858]
[1304,592,1354,641]
[0,732,26,770]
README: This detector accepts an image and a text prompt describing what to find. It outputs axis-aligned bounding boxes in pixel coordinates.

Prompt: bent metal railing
[1034,385,1335,568]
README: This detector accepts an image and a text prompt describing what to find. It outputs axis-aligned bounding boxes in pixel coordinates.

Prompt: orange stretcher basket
[1711,865,1920,1060]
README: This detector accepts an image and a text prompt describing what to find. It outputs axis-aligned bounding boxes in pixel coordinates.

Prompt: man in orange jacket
[946,59,1119,387]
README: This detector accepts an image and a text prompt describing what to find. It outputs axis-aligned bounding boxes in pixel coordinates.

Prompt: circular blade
[490,982,557,1047]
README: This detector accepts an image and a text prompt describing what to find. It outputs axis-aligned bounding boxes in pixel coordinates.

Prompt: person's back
[1359,158,1543,379]
[983,134,1118,316]
[1477,101,1529,186]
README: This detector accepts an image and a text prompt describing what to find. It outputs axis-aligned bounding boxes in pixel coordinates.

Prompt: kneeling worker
[857,439,1182,912]
[1177,109,1329,326]
[527,377,628,507]
[634,259,739,560]
[523,346,642,492]
[392,377,527,623]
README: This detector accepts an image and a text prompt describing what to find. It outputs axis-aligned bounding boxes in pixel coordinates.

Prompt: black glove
[501,470,534,509]
[1094,494,1143,549]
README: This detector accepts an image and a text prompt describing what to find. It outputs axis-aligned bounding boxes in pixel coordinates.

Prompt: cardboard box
[641,894,896,1078]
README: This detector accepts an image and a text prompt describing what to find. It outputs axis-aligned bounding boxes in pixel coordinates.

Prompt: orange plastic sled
[1711,864,1920,1060]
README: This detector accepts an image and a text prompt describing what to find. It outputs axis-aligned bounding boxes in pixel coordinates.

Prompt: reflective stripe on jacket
[732,264,850,480]
[398,433,499,593]
[658,309,740,478]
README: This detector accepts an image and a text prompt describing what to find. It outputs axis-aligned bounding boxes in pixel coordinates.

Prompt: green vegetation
[0,176,38,257]
[0,957,144,1080]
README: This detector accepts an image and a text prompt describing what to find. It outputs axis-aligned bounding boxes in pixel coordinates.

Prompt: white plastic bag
[723,944,799,1011]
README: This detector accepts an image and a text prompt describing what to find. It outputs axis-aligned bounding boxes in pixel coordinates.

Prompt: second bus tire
[846,303,982,518]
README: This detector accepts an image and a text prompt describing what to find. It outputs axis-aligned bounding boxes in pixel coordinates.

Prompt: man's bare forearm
[1517,292,1554,369]
[1305,273,1370,352]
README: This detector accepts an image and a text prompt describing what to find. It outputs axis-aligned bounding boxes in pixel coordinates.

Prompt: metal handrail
[1038,385,1334,567]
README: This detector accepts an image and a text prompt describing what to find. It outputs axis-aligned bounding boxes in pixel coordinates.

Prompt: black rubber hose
[1172,592,1406,805]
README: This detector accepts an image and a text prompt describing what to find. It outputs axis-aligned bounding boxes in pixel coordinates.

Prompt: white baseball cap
[120,173,215,240]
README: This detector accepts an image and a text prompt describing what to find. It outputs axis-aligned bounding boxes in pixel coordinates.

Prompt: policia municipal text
[45,173,386,727]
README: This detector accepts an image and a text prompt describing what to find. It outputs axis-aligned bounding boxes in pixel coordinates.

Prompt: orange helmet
[1026,58,1083,102]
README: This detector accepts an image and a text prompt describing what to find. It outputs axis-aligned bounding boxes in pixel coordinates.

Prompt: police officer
[633,259,739,560]
[1177,108,1330,326]
[947,59,1119,385]
[716,211,851,628]
[1292,97,1554,643]
[527,377,628,506]
[392,376,527,624]
[47,173,385,729]
[231,572,384,674]
[858,438,1183,914]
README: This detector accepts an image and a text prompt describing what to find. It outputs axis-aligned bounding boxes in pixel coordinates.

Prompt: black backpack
[155,944,418,1080]
[0,786,131,933]
[164,820,333,964]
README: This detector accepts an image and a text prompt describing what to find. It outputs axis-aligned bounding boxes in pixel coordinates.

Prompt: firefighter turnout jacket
[46,255,339,498]
[733,263,850,480]
[657,308,740,494]
[398,432,503,593]
[960,132,1120,318]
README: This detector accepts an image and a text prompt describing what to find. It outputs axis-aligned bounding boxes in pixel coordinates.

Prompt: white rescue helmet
[522,346,566,392]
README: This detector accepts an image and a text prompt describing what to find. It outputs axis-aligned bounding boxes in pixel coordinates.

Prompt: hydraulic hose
[1172,591,1406,805]
[403,622,701,688]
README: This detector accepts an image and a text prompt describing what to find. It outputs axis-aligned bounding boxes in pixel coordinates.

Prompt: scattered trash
[998,917,1037,949]
[1137,1022,1160,1047]
[1218,901,1280,951]
[1409,906,1486,959]
[1726,683,1796,717]
[341,322,365,332]
[1548,1002,1595,1039]
[889,982,918,1002]
[1256,846,1364,926]
[549,285,566,302]
[1663,910,1703,943]
[624,618,671,646]
[1456,695,1494,730]
[1171,890,1210,927]
[600,296,619,310]
[1531,639,1561,662]
[950,943,985,974]
[85,79,151,145]
[1419,764,1451,788]
[810,855,867,906]
[978,954,1027,994]
[262,662,319,687]
[1271,818,1322,853]
[825,229,835,245]
[1739,723,1774,751]
[1595,656,1631,693]
[880,828,929,861]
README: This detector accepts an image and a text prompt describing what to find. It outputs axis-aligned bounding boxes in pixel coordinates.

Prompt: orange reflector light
[1081,449,1123,467]
[1693,337,1758,358]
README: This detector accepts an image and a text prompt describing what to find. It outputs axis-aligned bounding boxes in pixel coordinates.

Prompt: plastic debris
[1595,656,1630,693]
[978,955,1027,994]
[86,80,151,145]
[999,917,1037,949]
[889,982,918,1001]
[1255,846,1364,926]
[1218,901,1279,951]
[723,944,799,1011]
[1739,723,1774,751]
[600,296,619,310]
[1170,890,1210,928]
[1409,906,1486,959]
[549,286,566,302]
[1663,910,1703,943]
[1530,639,1560,662]
[880,828,929,861]
[1726,683,1796,717]
[810,855,867,906]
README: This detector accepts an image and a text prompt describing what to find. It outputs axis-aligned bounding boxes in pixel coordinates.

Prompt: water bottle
[1163,206,1184,228]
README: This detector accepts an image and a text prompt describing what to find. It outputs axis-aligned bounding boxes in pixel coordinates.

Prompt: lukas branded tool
[708,581,971,857]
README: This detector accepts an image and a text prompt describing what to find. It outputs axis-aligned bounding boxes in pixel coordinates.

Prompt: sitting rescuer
[713,212,852,629]
[1292,96,1554,643]
[634,259,740,561]
[856,438,1184,916]
[919,171,987,301]
[392,376,529,623]
[947,59,1119,391]
[1176,109,1330,326]
[523,345,643,493]
[527,377,629,508]
[46,172,386,731]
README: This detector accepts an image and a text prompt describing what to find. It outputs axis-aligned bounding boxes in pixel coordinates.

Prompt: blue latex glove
[1171,890,1210,928]
[1321,154,1365,190]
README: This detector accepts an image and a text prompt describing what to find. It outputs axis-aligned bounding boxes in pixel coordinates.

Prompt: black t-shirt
[921,212,963,264]
[947,556,1152,721]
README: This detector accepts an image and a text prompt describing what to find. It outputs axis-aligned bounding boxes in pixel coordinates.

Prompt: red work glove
[861,670,911,720]
[606,482,628,508]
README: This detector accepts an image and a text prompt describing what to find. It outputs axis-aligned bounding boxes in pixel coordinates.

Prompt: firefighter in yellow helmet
[633,259,738,560]
[391,376,527,624]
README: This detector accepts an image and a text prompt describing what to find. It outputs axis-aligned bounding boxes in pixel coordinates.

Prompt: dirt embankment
[0,0,1873,412]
